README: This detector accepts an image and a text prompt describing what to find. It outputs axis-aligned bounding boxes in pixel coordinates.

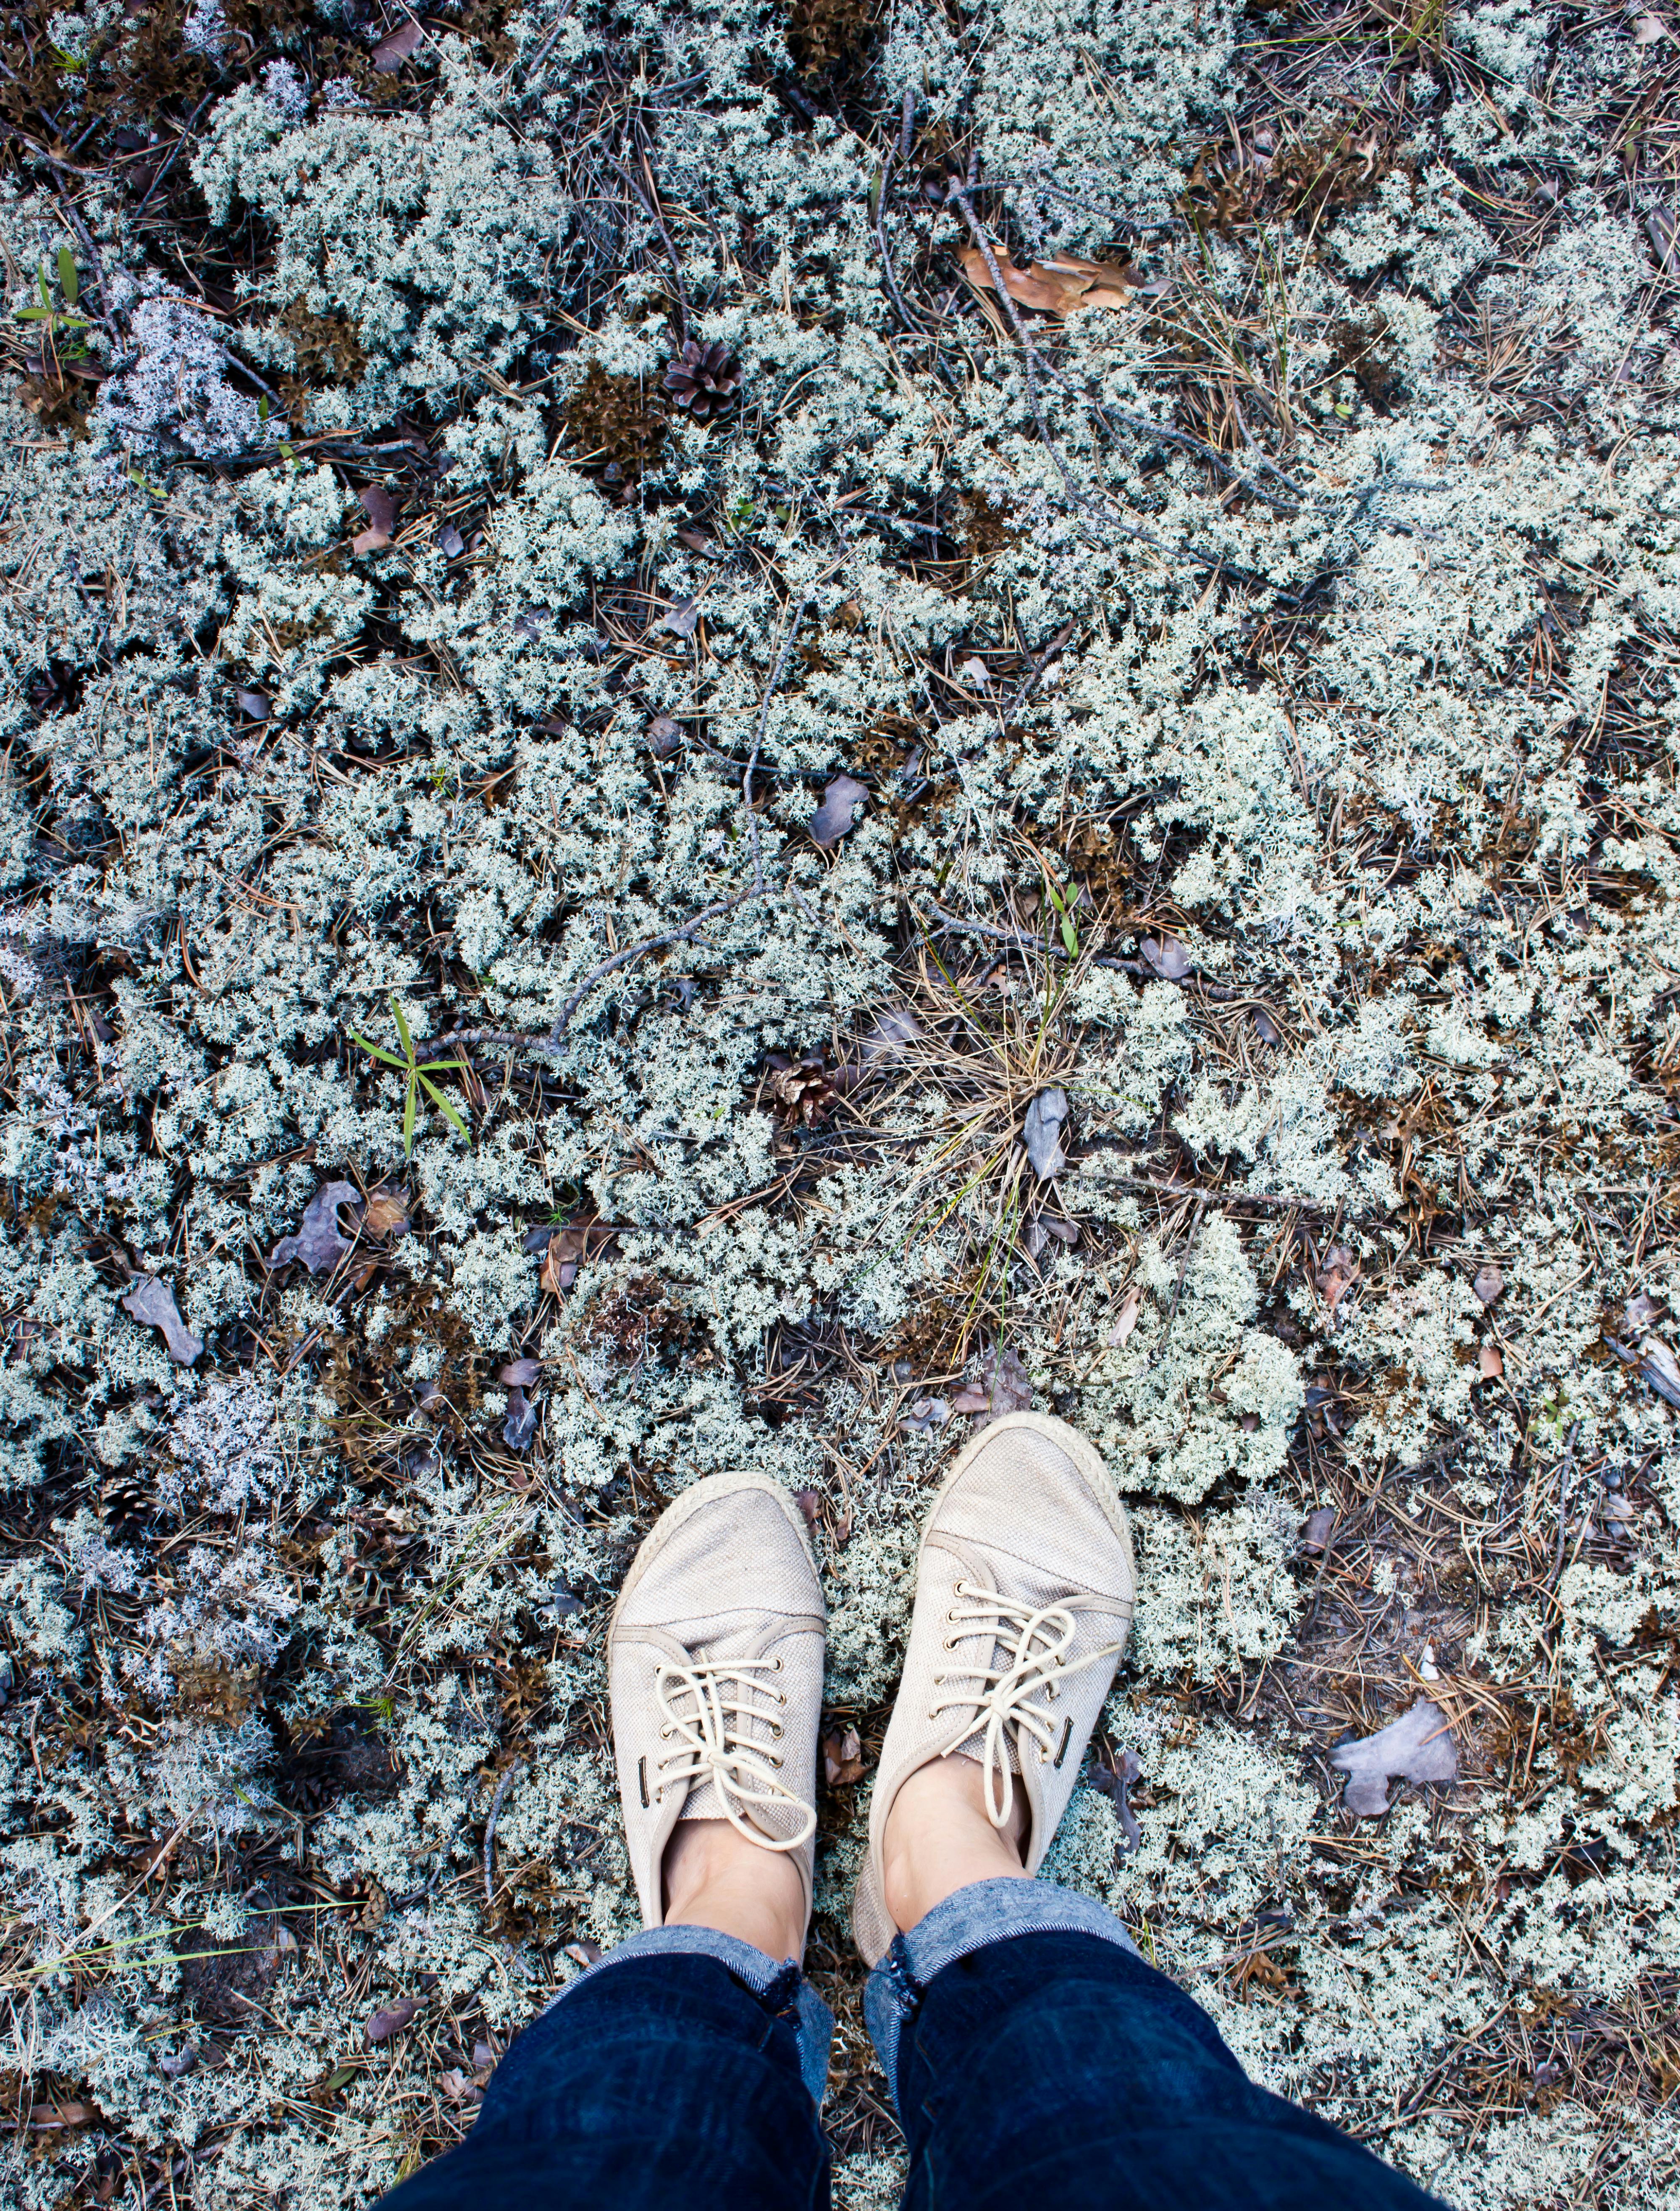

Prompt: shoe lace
[931,1581,1122,1833]
[653,1655,816,1851]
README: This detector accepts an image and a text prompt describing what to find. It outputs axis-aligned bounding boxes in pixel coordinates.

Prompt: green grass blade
[349,1034,407,1069]
[418,1075,470,1138]
[402,1075,416,1157]
[389,995,414,1061]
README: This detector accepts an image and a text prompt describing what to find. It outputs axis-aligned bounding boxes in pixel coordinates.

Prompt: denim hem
[548,1925,832,2107]
[863,1878,1139,2108]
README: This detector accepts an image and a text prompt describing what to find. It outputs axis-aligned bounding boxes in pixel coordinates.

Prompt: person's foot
[609,1471,826,1962]
[852,1412,1135,1965]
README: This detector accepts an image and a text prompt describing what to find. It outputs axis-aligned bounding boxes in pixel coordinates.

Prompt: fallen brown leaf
[372,18,423,67]
[950,1346,1032,1421]
[1300,1507,1336,1553]
[541,1228,586,1295]
[1141,933,1191,981]
[809,773,869,848]
[1316,1244,1359,1313]
[957,245,1139,317]
[1329,1699,1458,1817]
[268,1180,361,1274]
[1106,1285,1141,1347]
[362,1192,409,1239]
[823,1726,866,1786]
[120,1276,202,1364]
[364,1995,421,2045]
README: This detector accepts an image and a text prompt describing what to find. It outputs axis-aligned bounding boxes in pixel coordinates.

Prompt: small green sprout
[17,255,89,344]
[350,995,471,1157]
[1042,867,1079,958]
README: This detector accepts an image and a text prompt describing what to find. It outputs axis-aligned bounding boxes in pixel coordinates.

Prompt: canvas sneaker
[609,1470,827,1931]
[852,1411,1136,1964]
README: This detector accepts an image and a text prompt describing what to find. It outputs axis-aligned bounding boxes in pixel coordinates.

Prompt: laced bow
[931,1582,1122,1832]
[653,1654,816,1850]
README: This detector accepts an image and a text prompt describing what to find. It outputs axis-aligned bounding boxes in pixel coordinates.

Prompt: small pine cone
[765,1053,835,1127]
[662,339,743,421]
[101,1473,152,1543]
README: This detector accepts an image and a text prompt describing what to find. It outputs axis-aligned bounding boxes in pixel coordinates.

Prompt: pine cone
[765,1053,835,1127]
[662,339,743,421]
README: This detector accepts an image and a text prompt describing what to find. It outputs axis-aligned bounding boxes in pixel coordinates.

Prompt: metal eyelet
[772,1657,783,1672]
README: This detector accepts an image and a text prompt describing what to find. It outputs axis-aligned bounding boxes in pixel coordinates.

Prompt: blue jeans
[379,1878,1445,2210]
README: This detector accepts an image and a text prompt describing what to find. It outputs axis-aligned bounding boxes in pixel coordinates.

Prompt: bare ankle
[880,1755,1030,1936]
[662,1819,807,1964]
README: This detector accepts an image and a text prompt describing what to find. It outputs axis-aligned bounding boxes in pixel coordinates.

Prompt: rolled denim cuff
[549,1925,832,2107]
[863,1877,1139,2107]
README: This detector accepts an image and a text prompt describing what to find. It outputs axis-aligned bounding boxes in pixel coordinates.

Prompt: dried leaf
[1316,1244,1359,1313]
[900,1396,950,1433]
[364,1996,421,2045]
[859,1006,922,1061]
[1022,1086,1069,1179]
[1141,933,1191,981]
[1087,1745,1143,1854]
[371,18,423,67]
[502,1386,537,1451]
[1625,1290,1662,1333]
[1631,10,1670,41]
[1329,1699,1458,1818]
[955,654,991,688]
[541,1228,586,1295]
[809,773,868,848]
[1252,1006,1281,1045]
[823,1726,866,1786]
[1300,1507,1336,1554]
[792,1487,822,1534]
[235,688,270,721]
[268,1182,361,1274]
[951,1346,1032,1423]
[656,596,701,638]
[362,1192,409,1239]
[1640,1334,1680,1408]
[1106,1285,1141,1347]
[1479,1343,1504,1379]
[437,523,465,558]
[564,1938,603,1968]
[1472,1263,1505,1305]
[957,244,1139,317]
[28,2099,96,2129]
[360,486,396,530]
[646,714,681,758]
[120,1277,202,1364]
[499,1358,541,1387]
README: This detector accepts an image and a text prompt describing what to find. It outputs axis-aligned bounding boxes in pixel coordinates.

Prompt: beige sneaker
[852,1411,1135,1964]
[608,1470,827,1933]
